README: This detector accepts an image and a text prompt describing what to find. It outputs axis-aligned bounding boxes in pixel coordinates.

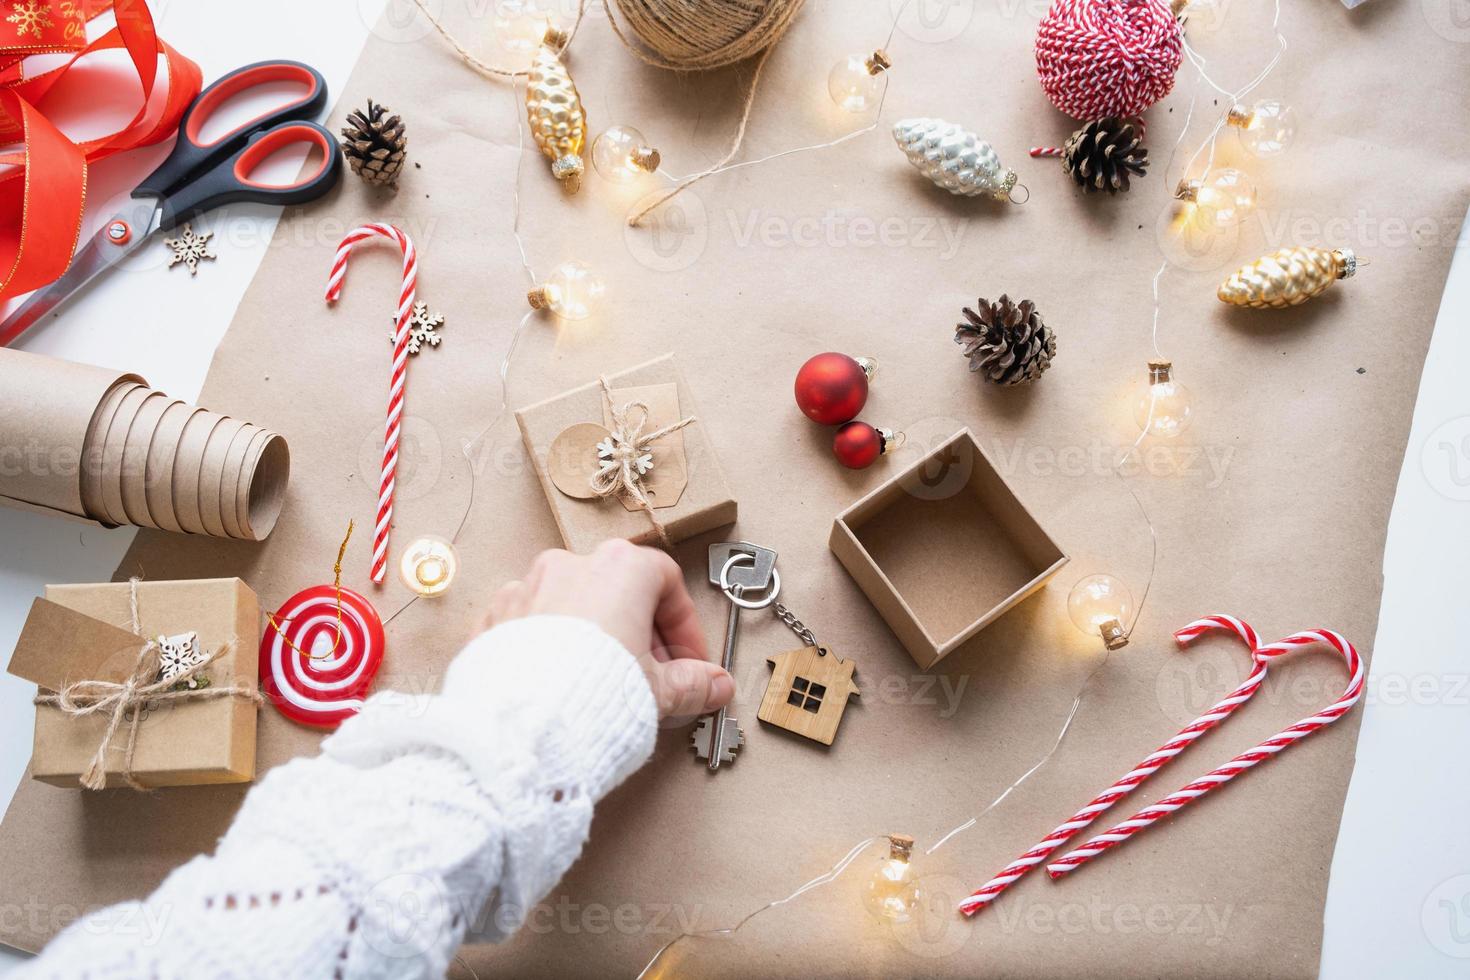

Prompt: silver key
[693,543,779,770]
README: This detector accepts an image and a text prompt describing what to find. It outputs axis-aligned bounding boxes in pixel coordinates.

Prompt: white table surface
[2,2,1468,975]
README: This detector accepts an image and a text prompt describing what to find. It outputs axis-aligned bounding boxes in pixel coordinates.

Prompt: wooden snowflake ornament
[163,224,216,275]
[391,300,444,354]
[156,631,209,690]
[596,435,652,478]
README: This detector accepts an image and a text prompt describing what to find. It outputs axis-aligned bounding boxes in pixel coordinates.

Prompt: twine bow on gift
[590,376,695,546]
[32,578,262,791]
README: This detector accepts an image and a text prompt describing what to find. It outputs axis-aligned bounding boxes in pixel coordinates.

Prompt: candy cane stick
[324,224,418,583]
[958,615,1265,916]
[1047,627,1363,879]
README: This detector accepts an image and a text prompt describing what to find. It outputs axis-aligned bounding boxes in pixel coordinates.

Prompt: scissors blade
[0,199,160,346]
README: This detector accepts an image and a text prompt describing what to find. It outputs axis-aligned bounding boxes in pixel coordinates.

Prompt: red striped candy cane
[958,615,1265,916]
[325,223,418,584]
[1047,627,1364,879]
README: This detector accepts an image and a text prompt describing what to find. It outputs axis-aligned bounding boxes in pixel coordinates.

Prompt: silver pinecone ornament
[892,117,1018,201]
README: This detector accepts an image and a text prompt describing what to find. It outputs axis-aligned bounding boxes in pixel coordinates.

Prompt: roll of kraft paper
[0,348,289,540]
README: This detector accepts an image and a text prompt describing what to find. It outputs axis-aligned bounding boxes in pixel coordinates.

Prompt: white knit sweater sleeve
[19,615,659,980]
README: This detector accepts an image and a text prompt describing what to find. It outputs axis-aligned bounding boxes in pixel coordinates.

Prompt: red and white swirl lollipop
[259,584,385,729]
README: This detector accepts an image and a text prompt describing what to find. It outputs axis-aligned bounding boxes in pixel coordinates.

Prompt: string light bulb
[399,535,459,597]
[1174,168,1256,230]
[863,834,921,923]
[1134,360,1192,438]
[527,261,604,320]
[827,49,891,113]
[1067,574,1134,651]
[591,125,661,182]
[1226,99,1297,157]
[490,0,557,65]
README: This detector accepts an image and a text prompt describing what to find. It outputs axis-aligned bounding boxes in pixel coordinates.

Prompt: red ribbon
[0,0,200,304]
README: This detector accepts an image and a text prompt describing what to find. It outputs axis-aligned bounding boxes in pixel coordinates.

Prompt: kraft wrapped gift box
[6,578,260,788]
[830,428,1068,668]
[515,354,737,553]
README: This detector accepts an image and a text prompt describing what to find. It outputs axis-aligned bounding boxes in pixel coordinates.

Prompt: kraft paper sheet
[1,1,1467,975]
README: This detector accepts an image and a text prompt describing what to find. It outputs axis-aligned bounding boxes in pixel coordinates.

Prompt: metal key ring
[719,553,781,609]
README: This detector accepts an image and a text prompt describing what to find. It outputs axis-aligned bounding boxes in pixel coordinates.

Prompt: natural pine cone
[955,295,1057,385]
[341,99,407,188]
[1061,117,1147,194]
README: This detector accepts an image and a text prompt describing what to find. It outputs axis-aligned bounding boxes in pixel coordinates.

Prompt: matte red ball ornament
[833,421,900,470]
[794,352,877,425]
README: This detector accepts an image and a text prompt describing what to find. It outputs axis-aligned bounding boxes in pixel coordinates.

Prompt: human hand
[481,540,733,720]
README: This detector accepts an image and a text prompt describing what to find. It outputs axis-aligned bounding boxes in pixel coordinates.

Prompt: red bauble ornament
[794,352,875,425]
[833,421,898,470]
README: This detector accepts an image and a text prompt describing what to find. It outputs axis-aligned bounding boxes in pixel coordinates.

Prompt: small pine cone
[341,99,407,188]
[955,295,1057,385]
[1061,117,1147,195]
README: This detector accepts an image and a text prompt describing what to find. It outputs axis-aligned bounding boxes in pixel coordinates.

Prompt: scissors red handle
[133,60,331,212]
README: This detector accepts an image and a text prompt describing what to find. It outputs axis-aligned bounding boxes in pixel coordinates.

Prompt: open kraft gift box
[830,428,1068,668]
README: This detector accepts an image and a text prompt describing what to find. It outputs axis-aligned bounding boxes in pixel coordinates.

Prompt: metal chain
[773,602,819,648]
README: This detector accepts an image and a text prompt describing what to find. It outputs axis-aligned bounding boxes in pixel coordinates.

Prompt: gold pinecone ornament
[956,295,1057,385]
[1218,246,1359,309]
[526,36,585,194]
[1062,117,1148,194]
[341,100,407,187]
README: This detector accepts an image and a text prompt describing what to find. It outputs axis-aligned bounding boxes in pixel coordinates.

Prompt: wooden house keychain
[757,600,860,746]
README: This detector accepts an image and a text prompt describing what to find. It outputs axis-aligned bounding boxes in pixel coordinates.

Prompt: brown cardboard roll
[217,423,258,539]
[119,391,170,529]
[171,410,226,535]
[0,348,143,520]
[0,349,290,539]
[240,432,288,540]
[80,381,140,526]
[145,402,196,533]
[100,385,151,526]
[196,417,246,538]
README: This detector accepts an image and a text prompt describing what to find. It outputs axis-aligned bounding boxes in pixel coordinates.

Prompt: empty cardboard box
[829,428,1068,668]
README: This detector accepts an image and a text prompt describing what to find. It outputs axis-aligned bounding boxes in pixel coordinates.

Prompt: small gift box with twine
[6,578,260,789]
[516,354,737,553]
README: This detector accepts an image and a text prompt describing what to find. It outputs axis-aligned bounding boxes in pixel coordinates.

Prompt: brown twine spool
[600,0,807,71]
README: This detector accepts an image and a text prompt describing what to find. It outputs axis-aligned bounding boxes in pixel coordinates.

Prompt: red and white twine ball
[1034,0,1183,121]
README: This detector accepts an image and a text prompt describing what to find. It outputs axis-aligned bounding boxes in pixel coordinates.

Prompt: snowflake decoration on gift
[391,301,445,355]
[163,224,216,276]
[5,1,53,39]
[156,631,210,691]
[596,436,653,477]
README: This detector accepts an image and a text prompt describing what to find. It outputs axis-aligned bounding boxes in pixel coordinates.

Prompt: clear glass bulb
[1193,168,1256,229]
[863,835,921,923]
[398,535,459,597]
[535,261,604,320]
[828,54,883,112]
[491,0,551,65]
[1067,574,1134,650]
[592,125,659,183]
[1230,100,1296,158]
[1134,361,1192,438]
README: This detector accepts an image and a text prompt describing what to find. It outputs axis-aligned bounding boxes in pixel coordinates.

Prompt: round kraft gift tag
[260,585,386,729]
[547,421,612,500]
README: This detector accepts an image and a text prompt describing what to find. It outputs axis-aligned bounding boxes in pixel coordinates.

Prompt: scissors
[0,59,342,346]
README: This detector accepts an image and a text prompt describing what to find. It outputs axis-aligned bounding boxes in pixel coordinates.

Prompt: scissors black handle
[153,120,343,229]
[134,59,330,204]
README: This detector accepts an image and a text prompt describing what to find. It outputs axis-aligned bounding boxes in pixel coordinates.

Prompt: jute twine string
[33,578,260,791]
[408,0,591,76]
[593,376,695,547]
[407,0,806,225]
